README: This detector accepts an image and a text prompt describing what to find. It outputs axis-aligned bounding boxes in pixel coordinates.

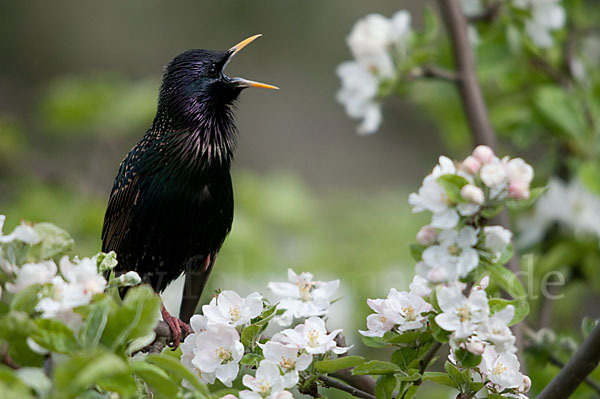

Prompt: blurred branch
[409,65,458,81]
[538,323,600,398]
[437,0,497,148]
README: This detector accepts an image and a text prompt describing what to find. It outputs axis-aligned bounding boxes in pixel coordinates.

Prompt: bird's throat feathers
[151,93,238,171]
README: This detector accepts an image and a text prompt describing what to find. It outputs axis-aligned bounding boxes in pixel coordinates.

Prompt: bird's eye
[208,64,218,77]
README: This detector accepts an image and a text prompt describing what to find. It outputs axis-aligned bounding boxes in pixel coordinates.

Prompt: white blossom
[478,305,517,353]
[409,275,431,297]
[279,316,349,355]
[191,323,244,387]
[202,290,263,327]
[0,216,40,245]
[481,346,524,390]
[336,61,382,134]
[180,333,216,386]
[259,341,312,388]
[240,360,292,399]
[116,271,141,287]
[59,256,106,297]
[5,261,57,293]
[420,227,480,282]
[484,226,513,261]
[473,145,495,164]
[513,0,565,48]
[461,184,485,205]
[386,289,432,331]
[416,225,437,246]
[435,285,490,339]
[268,269,339,327]
[359,298,400,337]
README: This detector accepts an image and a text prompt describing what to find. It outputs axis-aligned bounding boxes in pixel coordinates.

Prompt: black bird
[101,35,277,346]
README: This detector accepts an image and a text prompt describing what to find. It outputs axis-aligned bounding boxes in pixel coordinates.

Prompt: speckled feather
[102,49,241,301]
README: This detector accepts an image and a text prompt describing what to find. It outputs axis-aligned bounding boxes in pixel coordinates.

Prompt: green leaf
[386,331,420,345]
[437,174,469,203]
[79,297,111,348]
[534,85,587,141]
[480,204,503,219]
[31,319,79,354]
[53,350,130,398]
[488,298,529,326]
[581,317,599,338]
[444,361,464,388]
[16,367,51,398]
[506,187,547,210]
[241,353,263,367]
[0,311,36,340]
[391,348,417,371]
[422,371,458,388]
[454,349,481,368]
[130,361,179,399]
[241,324,262,349]
[147,353,210,395]
[352,360,401,376]
[10,284,42,313]
[315,356,366,373]
[375,374,397,399]
[30,222,74,260]
[486,263,526,299]
[0,365,35,399]
[409,244,426,262]
[361,335,388,348]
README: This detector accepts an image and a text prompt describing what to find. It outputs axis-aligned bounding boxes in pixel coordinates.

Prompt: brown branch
[409,65,458,81]
[437,0,497,148]
[548,353,600,395]
[538,323,600,398]
[318,375,376,399]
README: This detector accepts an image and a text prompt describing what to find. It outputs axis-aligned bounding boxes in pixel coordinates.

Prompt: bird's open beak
[224,34,279,90]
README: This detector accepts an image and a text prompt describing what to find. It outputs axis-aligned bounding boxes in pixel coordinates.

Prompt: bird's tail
[179,254,216,323]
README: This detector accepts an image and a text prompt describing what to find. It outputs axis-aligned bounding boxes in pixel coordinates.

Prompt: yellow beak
[225,34,279,90]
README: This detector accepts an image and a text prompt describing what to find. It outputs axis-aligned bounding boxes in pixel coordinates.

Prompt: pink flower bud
[426,267,447,283]
[508,180,530,200]
[475,276,489,290]
[461,155,481,174]
[520,376,532,393]
[416,225,437,245]
[473,145,495,164]
[461,184,485,204]
[466,338,485,355]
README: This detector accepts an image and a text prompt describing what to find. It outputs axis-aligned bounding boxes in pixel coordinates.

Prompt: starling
[101,35,277,346]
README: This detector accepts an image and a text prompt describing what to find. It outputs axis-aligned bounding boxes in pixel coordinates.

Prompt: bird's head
[157,34,278,129]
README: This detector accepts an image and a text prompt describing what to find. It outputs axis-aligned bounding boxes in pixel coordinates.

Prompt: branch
[409,65,458,82]
[318,375,376,399]
[437,0,497,148]
[548,353,600,396]
[538,323,600,398]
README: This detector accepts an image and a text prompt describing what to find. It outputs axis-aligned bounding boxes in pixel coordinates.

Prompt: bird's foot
[161,304,191,349]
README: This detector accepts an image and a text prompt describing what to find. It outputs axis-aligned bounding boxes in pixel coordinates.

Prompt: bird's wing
[101,164,141,254]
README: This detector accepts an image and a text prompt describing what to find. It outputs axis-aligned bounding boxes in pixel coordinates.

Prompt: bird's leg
[161,303,191,349]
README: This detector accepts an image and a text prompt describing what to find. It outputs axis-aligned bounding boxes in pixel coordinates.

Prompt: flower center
[229,305,241,321]
[280,356,296,371]
[401,305,416,321]
[308,329,320,347]
[298,281,313,302]
[457,305,470,322]
[378,315,387,324]
[216,346,233,362]
[257,379,272,397]
[448,244,462,256]
[492,361,507,376]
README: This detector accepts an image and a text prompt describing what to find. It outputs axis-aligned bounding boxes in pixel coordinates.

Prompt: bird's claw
[161,305,191,349]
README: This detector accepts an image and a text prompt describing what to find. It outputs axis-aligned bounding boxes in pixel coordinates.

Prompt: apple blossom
[259,341,312,388]
[482,349,524,390]
[387,289,432,331]
[483,226,513,261]
[435,284,490,339]
[268,269,339,326]
[240,360,292,399]
[202,290,263,327]
[513,0,566,48]
[416,225,437,245]
[5,260,57,293]
[359,298,399,337]
[478,305,517,353]
[180,333,216,386]
[466,336,485,355]
[421,227,480,282]
[279,316,349,355]
[461,184,485,204]
[480,159,507,189]
[59,256,107,297]
[461,155,481,174]
[409,275,431,297]
[472,145,495,164]
[0,215,40,245]
[191,323,244,387]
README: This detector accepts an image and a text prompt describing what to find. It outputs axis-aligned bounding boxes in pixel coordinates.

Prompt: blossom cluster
[0,216,141,332]
[337,11,412,134]
[180,270,347,394]
[360,147,535,398]
[512,0,565,48]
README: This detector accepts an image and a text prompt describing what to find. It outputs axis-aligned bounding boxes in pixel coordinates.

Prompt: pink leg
[161,303,191,349]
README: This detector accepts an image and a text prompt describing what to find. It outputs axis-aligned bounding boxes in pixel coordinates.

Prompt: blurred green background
[1,1,599,397]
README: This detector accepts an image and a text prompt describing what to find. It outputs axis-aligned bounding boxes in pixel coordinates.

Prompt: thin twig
[538,323,600,398]
[318,375,376,399]
[410,65,458,81]
[548,353,600,395]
